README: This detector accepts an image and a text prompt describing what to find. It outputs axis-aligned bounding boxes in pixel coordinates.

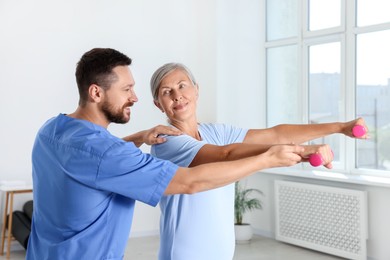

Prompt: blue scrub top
[151,123,247,260]
[27,114,178,260]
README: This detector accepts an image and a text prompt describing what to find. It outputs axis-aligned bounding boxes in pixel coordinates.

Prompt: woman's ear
[89,84,103,103]
[154,100,164,113]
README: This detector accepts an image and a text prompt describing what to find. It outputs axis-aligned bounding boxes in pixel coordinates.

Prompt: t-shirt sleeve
[151,134,206,167]
[195,123,248,145]
[225,124,248,143]
[96,141,178,206]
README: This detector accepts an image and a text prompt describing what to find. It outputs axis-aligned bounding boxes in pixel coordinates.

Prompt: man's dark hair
[75,48,132,106]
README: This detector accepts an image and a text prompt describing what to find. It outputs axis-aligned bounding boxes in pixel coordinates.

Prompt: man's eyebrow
[122,83,134,88]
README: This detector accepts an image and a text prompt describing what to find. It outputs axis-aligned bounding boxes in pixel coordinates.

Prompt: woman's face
[155,69,199,123]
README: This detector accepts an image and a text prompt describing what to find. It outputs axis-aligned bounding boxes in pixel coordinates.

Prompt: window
[308,42,342,163]
[265,0,390,175]
[266,45,299,126]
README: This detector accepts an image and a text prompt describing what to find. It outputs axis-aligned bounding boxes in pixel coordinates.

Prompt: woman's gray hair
[150,63,197,101]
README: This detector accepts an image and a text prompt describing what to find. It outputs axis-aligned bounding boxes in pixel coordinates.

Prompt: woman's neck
[170,119,201,140]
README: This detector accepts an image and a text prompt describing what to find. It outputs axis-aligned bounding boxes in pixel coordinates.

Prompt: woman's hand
[343,117,369,139]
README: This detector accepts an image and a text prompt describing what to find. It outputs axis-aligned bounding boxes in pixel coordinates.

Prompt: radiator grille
[275,180,367,260]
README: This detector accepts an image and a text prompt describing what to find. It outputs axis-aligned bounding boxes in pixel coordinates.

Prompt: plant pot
[234,223,253,244]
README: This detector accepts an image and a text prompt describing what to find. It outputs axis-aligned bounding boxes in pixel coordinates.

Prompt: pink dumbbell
[309,153,323,167]
[309,150,334,167]
[352,125,366,138]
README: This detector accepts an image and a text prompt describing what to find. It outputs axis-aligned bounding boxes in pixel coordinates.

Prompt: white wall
[0,0,217,236]
[216,0,265,127]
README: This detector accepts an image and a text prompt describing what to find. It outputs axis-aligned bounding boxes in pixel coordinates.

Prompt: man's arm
[164,144,306,195]
[189,143,272,167]
[190,143,333,168]
[123,125,182,147]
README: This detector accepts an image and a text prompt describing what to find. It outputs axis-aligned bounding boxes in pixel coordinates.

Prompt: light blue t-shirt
[27,114,178,260]
[151,123,248,260]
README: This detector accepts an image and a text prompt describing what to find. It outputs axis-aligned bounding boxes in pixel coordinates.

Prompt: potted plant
[234,181,263,243]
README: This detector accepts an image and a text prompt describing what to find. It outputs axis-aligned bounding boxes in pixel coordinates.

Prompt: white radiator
[275,180,367,260]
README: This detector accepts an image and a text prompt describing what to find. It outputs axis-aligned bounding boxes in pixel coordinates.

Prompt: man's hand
[142,125,182,145]
[263,144,305,168]
[123,125,182,147]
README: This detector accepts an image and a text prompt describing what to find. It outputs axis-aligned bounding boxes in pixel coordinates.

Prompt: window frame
[264,0,390,177]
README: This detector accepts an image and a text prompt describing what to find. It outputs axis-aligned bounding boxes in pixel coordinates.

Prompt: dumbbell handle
[352,125,366,138]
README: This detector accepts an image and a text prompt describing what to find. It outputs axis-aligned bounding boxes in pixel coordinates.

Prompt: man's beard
[101,100,131,124]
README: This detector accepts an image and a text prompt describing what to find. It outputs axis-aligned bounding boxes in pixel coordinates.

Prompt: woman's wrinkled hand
[344,117,369,139]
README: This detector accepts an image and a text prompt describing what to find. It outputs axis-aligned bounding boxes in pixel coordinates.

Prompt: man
[26,48,328,260]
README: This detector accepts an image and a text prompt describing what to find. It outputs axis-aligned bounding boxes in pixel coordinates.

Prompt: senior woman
[150,63,367,260]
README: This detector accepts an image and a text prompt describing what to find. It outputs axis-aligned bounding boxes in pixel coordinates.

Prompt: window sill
[260,168,390,189]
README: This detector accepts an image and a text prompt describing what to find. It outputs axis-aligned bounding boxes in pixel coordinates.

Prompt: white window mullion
[345,0,357,173]
[260,0,267,128]
[298,0,305,124]
[354,22,390,34]
[338,34,347,171]
[264,38,299,48]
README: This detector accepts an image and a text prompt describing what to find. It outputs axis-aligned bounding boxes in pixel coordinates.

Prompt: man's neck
[68,106,109,128]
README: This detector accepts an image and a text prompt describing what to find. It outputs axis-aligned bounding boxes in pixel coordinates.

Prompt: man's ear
[195,84,199,98]
[154,100,164,113]
[89,84,103,103]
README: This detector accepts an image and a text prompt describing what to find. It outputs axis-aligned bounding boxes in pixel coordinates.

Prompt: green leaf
[234,182,263,225]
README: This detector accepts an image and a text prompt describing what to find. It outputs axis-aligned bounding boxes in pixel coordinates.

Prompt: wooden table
[0,185,33,258]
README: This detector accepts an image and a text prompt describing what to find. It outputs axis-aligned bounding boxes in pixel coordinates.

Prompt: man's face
[100,66,138,124]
